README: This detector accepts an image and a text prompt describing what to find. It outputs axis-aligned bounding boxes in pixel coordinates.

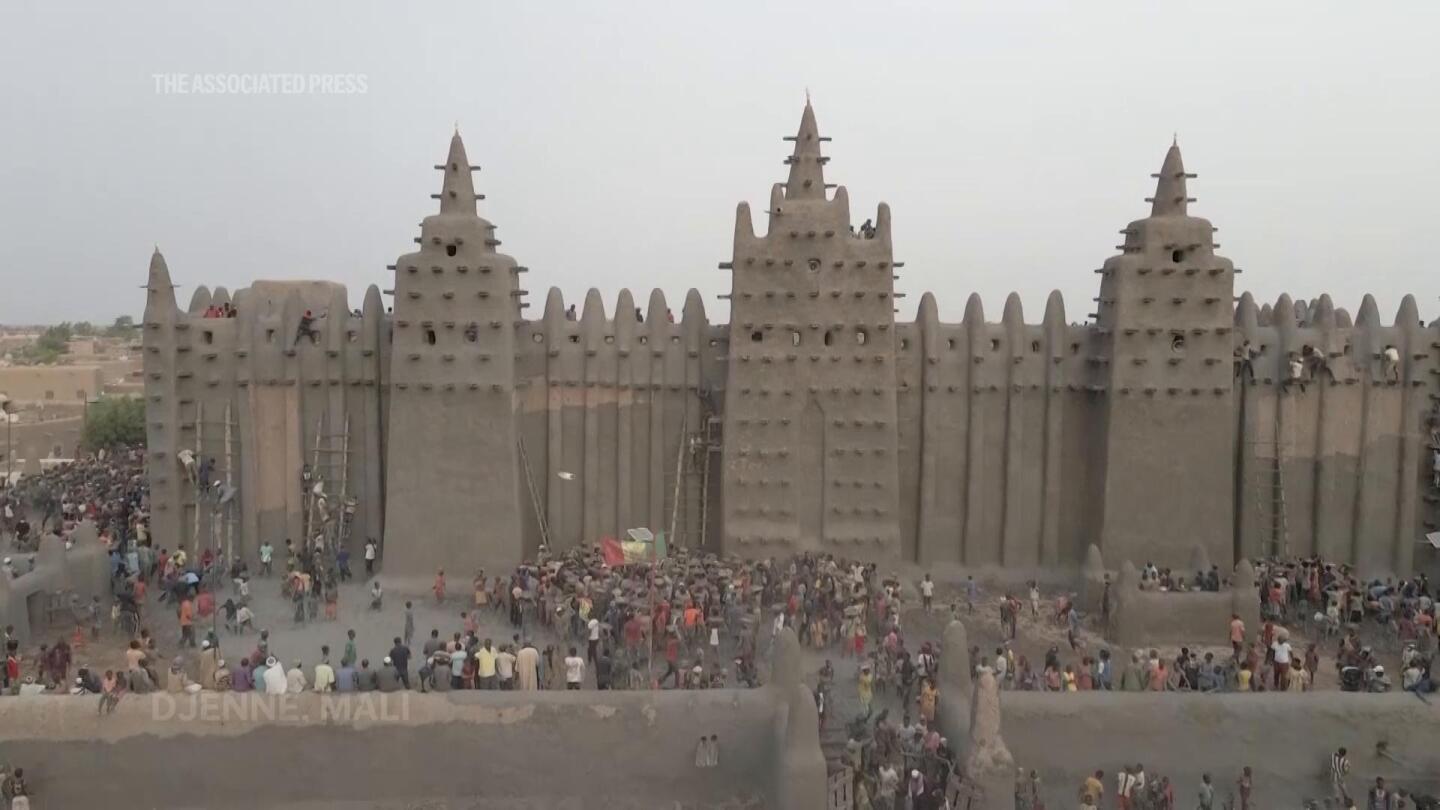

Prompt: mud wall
[0,689,813,810]
[137,115,1440,578]
[1234,293,1438,576]
[142,252,386,562]
[901,292,1103,567]
[935,638,1440,810]
[998,693,1439,810]
[515,287,720,556]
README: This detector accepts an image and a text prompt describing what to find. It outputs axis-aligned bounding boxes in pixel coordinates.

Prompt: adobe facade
[142,103,1440,578]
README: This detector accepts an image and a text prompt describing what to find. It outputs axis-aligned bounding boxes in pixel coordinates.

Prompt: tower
[720,102,902,558]
[382,133,526,578]
[142,248,182,555]
[1094,142,1236,569]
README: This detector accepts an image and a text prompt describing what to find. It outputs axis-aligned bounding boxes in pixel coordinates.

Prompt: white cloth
[263,665,289,695]
[516,646,540,690]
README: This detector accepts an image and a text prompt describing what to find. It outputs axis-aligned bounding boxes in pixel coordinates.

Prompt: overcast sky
[1,1,1437,326]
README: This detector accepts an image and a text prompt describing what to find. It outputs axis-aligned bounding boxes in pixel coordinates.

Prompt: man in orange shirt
[1228,614,1245,657]
[179,596,196,648]
[683,604,701,643]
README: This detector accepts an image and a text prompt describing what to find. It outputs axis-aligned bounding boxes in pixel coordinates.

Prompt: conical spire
[144,247,176,317]
[1147,141,1193,217]
[436,132,478,216]
[783,101,827,201]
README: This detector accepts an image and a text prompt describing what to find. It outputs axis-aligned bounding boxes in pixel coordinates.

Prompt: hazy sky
[2,1,1437,326]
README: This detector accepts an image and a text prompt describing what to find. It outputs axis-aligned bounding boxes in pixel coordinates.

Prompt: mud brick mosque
[141,102,1440,580]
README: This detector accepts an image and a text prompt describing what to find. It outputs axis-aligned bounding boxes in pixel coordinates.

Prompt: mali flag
[600,532,667,567]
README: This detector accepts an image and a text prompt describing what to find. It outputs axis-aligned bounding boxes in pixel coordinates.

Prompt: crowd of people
[0,446,147,553]
[6,447,1440,810]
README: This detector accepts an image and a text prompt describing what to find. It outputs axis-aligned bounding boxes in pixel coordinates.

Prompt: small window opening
[790,331,802,347]
[446,244,457,257]
[202,331,213,344]
[807,258,821,272]
[568,335,579,344]
[1031,340,1042,353]
[347,330,359,343]
[464,324,479,343]
[639,336,648,345]
[265,329,276,344]
[671,335,681,344]
[947,338,957,350]
[751,331,763,343]
[823,331,834,347]
[1071,342,1081,355]
[900,338,910,350]
[532,333,543,344]
[708,338,718,347]
[425,328,437,345]
[1170,334,1187,355]
[1171,249,1184,264]
[990,338,1001,352]
[855,329,868,345]
[604,335,615,345]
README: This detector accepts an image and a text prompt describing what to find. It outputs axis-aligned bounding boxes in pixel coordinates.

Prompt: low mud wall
[0,690,794,810]
[949,689,1440,809]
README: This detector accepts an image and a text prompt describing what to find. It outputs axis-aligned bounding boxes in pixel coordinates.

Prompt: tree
[81,396,145,451]
[106,315,139,338]
[16,323,73,365]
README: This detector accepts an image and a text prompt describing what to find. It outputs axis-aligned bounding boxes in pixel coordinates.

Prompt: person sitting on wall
[859,218,876,239]
[565,304,577,321]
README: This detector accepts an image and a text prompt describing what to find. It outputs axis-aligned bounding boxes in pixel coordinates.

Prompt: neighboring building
[142,103,1440,578]
[0,365,104,404]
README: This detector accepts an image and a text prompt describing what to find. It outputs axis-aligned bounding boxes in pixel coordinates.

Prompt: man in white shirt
[587,617,601,663]
[920,574,935,610]
[1272,635,1293,690]
[1383,345,1401,382]
[364,539,378,576]
[564,646,586,690]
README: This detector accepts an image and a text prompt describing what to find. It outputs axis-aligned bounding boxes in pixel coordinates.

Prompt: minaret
[783,102,828,202]
[382,132,525,579]
[1094,141,1236,570]
[142,248,183,559]
[720,101,901,559]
